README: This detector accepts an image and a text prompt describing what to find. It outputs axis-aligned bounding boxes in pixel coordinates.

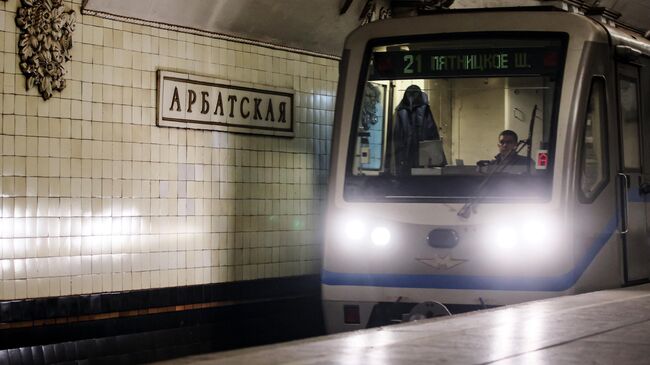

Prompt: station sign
[157,71,294,137]
[370,47,561,79]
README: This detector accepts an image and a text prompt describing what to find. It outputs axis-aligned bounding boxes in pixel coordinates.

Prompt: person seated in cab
[478,130,534,173]
[493,130,532,165]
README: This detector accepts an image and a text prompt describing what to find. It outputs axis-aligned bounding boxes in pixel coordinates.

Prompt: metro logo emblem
[417,255,466,270]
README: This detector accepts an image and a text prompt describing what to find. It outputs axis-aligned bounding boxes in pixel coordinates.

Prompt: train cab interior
[346,36,564,201]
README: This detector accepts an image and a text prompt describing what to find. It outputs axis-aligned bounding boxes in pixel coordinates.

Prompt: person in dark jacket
[392,85,442,176]
[476,130,534,174]
[492,130,533,166]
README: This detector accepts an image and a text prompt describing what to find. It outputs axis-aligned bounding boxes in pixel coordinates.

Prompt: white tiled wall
[0,0,336,300]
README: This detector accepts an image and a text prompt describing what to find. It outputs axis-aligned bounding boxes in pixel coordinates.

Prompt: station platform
[163,284,650,364]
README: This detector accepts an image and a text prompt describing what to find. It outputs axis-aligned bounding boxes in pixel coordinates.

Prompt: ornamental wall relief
[15,0,76,100]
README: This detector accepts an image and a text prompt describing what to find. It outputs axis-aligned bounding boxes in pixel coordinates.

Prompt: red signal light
[373,54,394,73]
[543,51,559,67]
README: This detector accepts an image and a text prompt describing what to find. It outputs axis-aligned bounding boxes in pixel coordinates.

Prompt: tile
[0,10,333,301]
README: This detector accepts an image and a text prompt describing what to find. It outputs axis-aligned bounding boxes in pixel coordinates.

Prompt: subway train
[322,4,650,333]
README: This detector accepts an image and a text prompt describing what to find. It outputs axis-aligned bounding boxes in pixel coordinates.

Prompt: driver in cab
[478,130,534,173]
[493,130,531,166]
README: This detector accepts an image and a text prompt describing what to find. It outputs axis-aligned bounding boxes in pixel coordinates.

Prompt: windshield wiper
[457,105,538,219]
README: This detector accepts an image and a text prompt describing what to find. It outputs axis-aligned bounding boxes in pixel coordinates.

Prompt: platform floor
[162,284,650,364]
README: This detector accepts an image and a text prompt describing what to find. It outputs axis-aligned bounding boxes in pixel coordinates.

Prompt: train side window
[579,77,608,202]
[353,82,388,172]
[619,71,641,170]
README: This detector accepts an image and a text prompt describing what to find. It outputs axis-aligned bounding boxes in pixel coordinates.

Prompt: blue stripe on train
[321,215,618,292]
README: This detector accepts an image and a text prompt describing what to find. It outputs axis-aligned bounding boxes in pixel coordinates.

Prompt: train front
[322,11,613,333]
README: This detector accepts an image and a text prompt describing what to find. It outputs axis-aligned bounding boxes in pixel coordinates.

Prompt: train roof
[390,0,650,56]
[421,0,650,37]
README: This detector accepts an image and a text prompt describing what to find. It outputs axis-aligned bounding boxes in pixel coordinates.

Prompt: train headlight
[484,213,560,253]
[521,214,560,255]
[344,219,366,241]
[522,220,548,245]
[371,227,391,246]
[493,226,518,249]
[484,224,518,249]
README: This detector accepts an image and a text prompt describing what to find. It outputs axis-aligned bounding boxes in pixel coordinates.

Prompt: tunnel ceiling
[83,0,650,57]
[587,0,650,32]
[82,0,390,57]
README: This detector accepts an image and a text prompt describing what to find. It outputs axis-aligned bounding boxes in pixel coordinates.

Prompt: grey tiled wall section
[0,0,337,300]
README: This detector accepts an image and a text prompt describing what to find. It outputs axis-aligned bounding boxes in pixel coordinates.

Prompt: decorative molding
[15,0,76,100]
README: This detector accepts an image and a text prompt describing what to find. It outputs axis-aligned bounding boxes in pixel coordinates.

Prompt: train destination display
[370,48,560,79]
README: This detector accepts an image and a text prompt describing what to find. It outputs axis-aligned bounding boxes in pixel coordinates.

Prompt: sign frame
[156,70,294,137]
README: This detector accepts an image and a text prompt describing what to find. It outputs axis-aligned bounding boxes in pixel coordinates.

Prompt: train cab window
[345,35,566,201]
[579,78,608,201]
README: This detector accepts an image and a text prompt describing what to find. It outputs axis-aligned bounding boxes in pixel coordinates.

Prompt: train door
[617,62,650,283]
[640,56,650,281]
